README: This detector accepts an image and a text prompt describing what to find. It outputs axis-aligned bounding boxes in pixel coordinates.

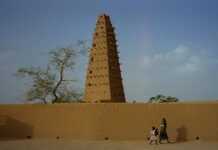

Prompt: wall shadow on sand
[0,115,33,140]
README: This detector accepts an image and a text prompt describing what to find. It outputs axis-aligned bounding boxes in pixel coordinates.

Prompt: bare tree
[17,66,55,104]
[49,47,77,103]
[16,42,88,104]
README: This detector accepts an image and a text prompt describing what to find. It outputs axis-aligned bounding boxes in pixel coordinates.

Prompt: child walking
[149,126,159,145]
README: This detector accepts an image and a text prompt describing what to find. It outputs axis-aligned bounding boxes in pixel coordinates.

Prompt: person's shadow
[176,125,187,142]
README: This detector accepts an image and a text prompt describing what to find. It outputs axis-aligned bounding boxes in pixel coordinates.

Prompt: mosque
[84,14,126,103]
[0,14,217,141]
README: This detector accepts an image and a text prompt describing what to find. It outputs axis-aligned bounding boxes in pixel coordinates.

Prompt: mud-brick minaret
[84,14,126,103]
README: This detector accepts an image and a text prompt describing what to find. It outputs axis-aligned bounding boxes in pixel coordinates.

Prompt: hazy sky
[0,0,218,103]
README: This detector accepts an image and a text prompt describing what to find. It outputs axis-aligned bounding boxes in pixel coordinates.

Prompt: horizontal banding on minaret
[84,14,126,103]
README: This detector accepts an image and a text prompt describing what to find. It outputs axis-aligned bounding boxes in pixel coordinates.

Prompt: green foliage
[16,42,88,104]
[16,66,55,104]
[49,48,77,70]
[148,94,179,103]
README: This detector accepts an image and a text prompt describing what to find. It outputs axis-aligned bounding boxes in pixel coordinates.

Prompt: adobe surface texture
[84,14,125,103]
[0,102,218,141]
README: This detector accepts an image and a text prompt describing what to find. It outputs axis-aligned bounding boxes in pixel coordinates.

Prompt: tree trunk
[52,66,64,103]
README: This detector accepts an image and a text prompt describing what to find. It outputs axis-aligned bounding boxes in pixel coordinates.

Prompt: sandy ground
[0,139,218,150]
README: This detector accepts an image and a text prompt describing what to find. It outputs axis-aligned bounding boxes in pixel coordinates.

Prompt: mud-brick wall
[0,103,217,141]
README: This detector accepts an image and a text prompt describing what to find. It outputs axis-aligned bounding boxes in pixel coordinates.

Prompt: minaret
[84,14,126,103]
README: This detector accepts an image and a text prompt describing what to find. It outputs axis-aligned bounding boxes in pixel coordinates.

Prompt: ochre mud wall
[0,103,218,141]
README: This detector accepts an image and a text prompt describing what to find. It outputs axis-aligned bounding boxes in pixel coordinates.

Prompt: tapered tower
[84,14,126,103]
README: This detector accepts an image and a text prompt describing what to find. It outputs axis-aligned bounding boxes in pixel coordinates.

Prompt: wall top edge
[0,101,218,107]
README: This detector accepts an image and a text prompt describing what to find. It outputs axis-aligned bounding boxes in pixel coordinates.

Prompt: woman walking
[159,118,169,143]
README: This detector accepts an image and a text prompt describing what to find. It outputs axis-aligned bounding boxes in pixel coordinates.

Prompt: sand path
[0,139,218,150]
